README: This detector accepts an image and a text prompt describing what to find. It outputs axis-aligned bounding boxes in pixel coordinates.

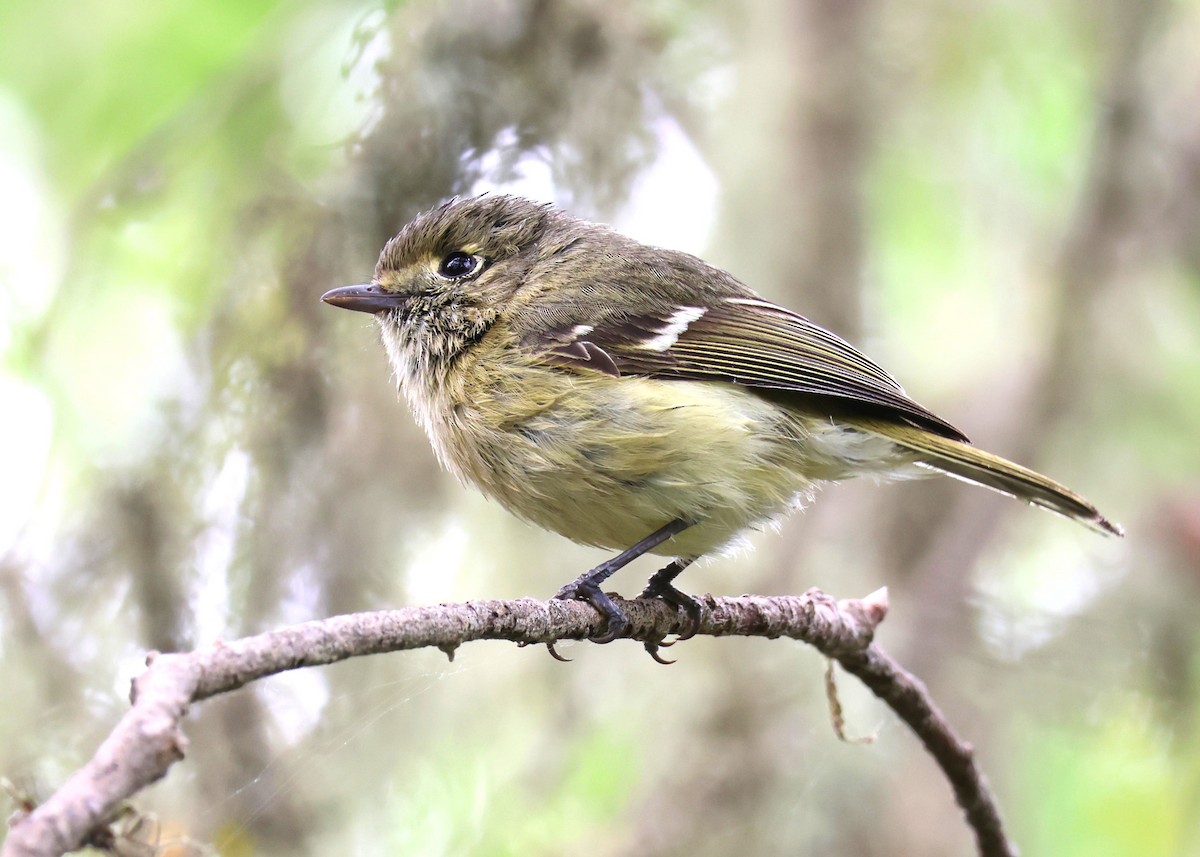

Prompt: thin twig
[838,645,1017,857]
[2,589,1014,857]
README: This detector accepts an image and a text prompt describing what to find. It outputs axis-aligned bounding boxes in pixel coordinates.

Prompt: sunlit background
[2,0,1199,855]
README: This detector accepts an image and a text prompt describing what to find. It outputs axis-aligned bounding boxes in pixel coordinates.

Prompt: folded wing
[523,295,968,442]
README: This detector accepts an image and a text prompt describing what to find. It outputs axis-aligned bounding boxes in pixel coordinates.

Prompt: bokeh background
[2,0,1199,855]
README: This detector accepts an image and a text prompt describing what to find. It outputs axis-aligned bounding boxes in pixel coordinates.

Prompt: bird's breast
[411,351,834,557]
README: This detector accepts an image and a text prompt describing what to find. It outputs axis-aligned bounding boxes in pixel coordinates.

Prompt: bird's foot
[554,578,631,644]
[640,572,703,643]
[637,570,703,663]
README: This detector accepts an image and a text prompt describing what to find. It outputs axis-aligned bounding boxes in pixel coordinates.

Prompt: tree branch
[837,646,1015,857]
[2,589,1015,857]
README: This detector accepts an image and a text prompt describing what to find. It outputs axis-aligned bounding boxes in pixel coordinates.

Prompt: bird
[322,194,1122,649]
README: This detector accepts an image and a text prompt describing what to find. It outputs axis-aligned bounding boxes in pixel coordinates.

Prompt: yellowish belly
[422,367,908,559]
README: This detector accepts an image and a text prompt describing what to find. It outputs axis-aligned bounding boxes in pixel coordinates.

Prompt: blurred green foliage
[1021,706,1184,857]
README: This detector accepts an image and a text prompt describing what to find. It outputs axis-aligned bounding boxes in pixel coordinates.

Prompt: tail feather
[859,420,1124,537]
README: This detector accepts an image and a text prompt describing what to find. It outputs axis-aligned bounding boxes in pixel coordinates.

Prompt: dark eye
[437,251,482,279]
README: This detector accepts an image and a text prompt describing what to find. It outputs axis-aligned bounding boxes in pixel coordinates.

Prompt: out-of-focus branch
[888,0,1165,679]
[2,588,1015,857]
[784,0,873,336]
[1030,0,1164,445]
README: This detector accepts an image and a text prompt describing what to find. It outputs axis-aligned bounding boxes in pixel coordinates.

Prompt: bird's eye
[437,251,483,280]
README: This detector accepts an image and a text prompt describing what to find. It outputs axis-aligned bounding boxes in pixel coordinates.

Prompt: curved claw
[545,641,573,662]
[644,640,677,665]
[672,615,701,643]
[588,614,630,644]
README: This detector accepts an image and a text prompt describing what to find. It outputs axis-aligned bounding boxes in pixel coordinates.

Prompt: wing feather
[524,295,967,442]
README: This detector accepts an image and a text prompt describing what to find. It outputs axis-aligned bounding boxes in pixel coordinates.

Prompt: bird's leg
[641,559,701,626]
[554,519,690,644]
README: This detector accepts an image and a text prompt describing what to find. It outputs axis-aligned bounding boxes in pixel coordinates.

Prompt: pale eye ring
[437,251,484,279]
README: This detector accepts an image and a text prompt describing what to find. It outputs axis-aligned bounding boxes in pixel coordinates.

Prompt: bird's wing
[521,295,968,442]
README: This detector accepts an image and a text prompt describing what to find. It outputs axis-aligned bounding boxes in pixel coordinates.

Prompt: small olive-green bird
[323,195,1122,643]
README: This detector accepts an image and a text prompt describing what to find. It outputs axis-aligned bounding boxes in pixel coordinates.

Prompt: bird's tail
[858,420,1124,536]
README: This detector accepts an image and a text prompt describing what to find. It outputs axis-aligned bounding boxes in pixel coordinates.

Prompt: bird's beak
[321,284,408,315]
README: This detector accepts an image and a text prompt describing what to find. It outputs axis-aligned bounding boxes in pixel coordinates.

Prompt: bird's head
[322,194,561,375]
